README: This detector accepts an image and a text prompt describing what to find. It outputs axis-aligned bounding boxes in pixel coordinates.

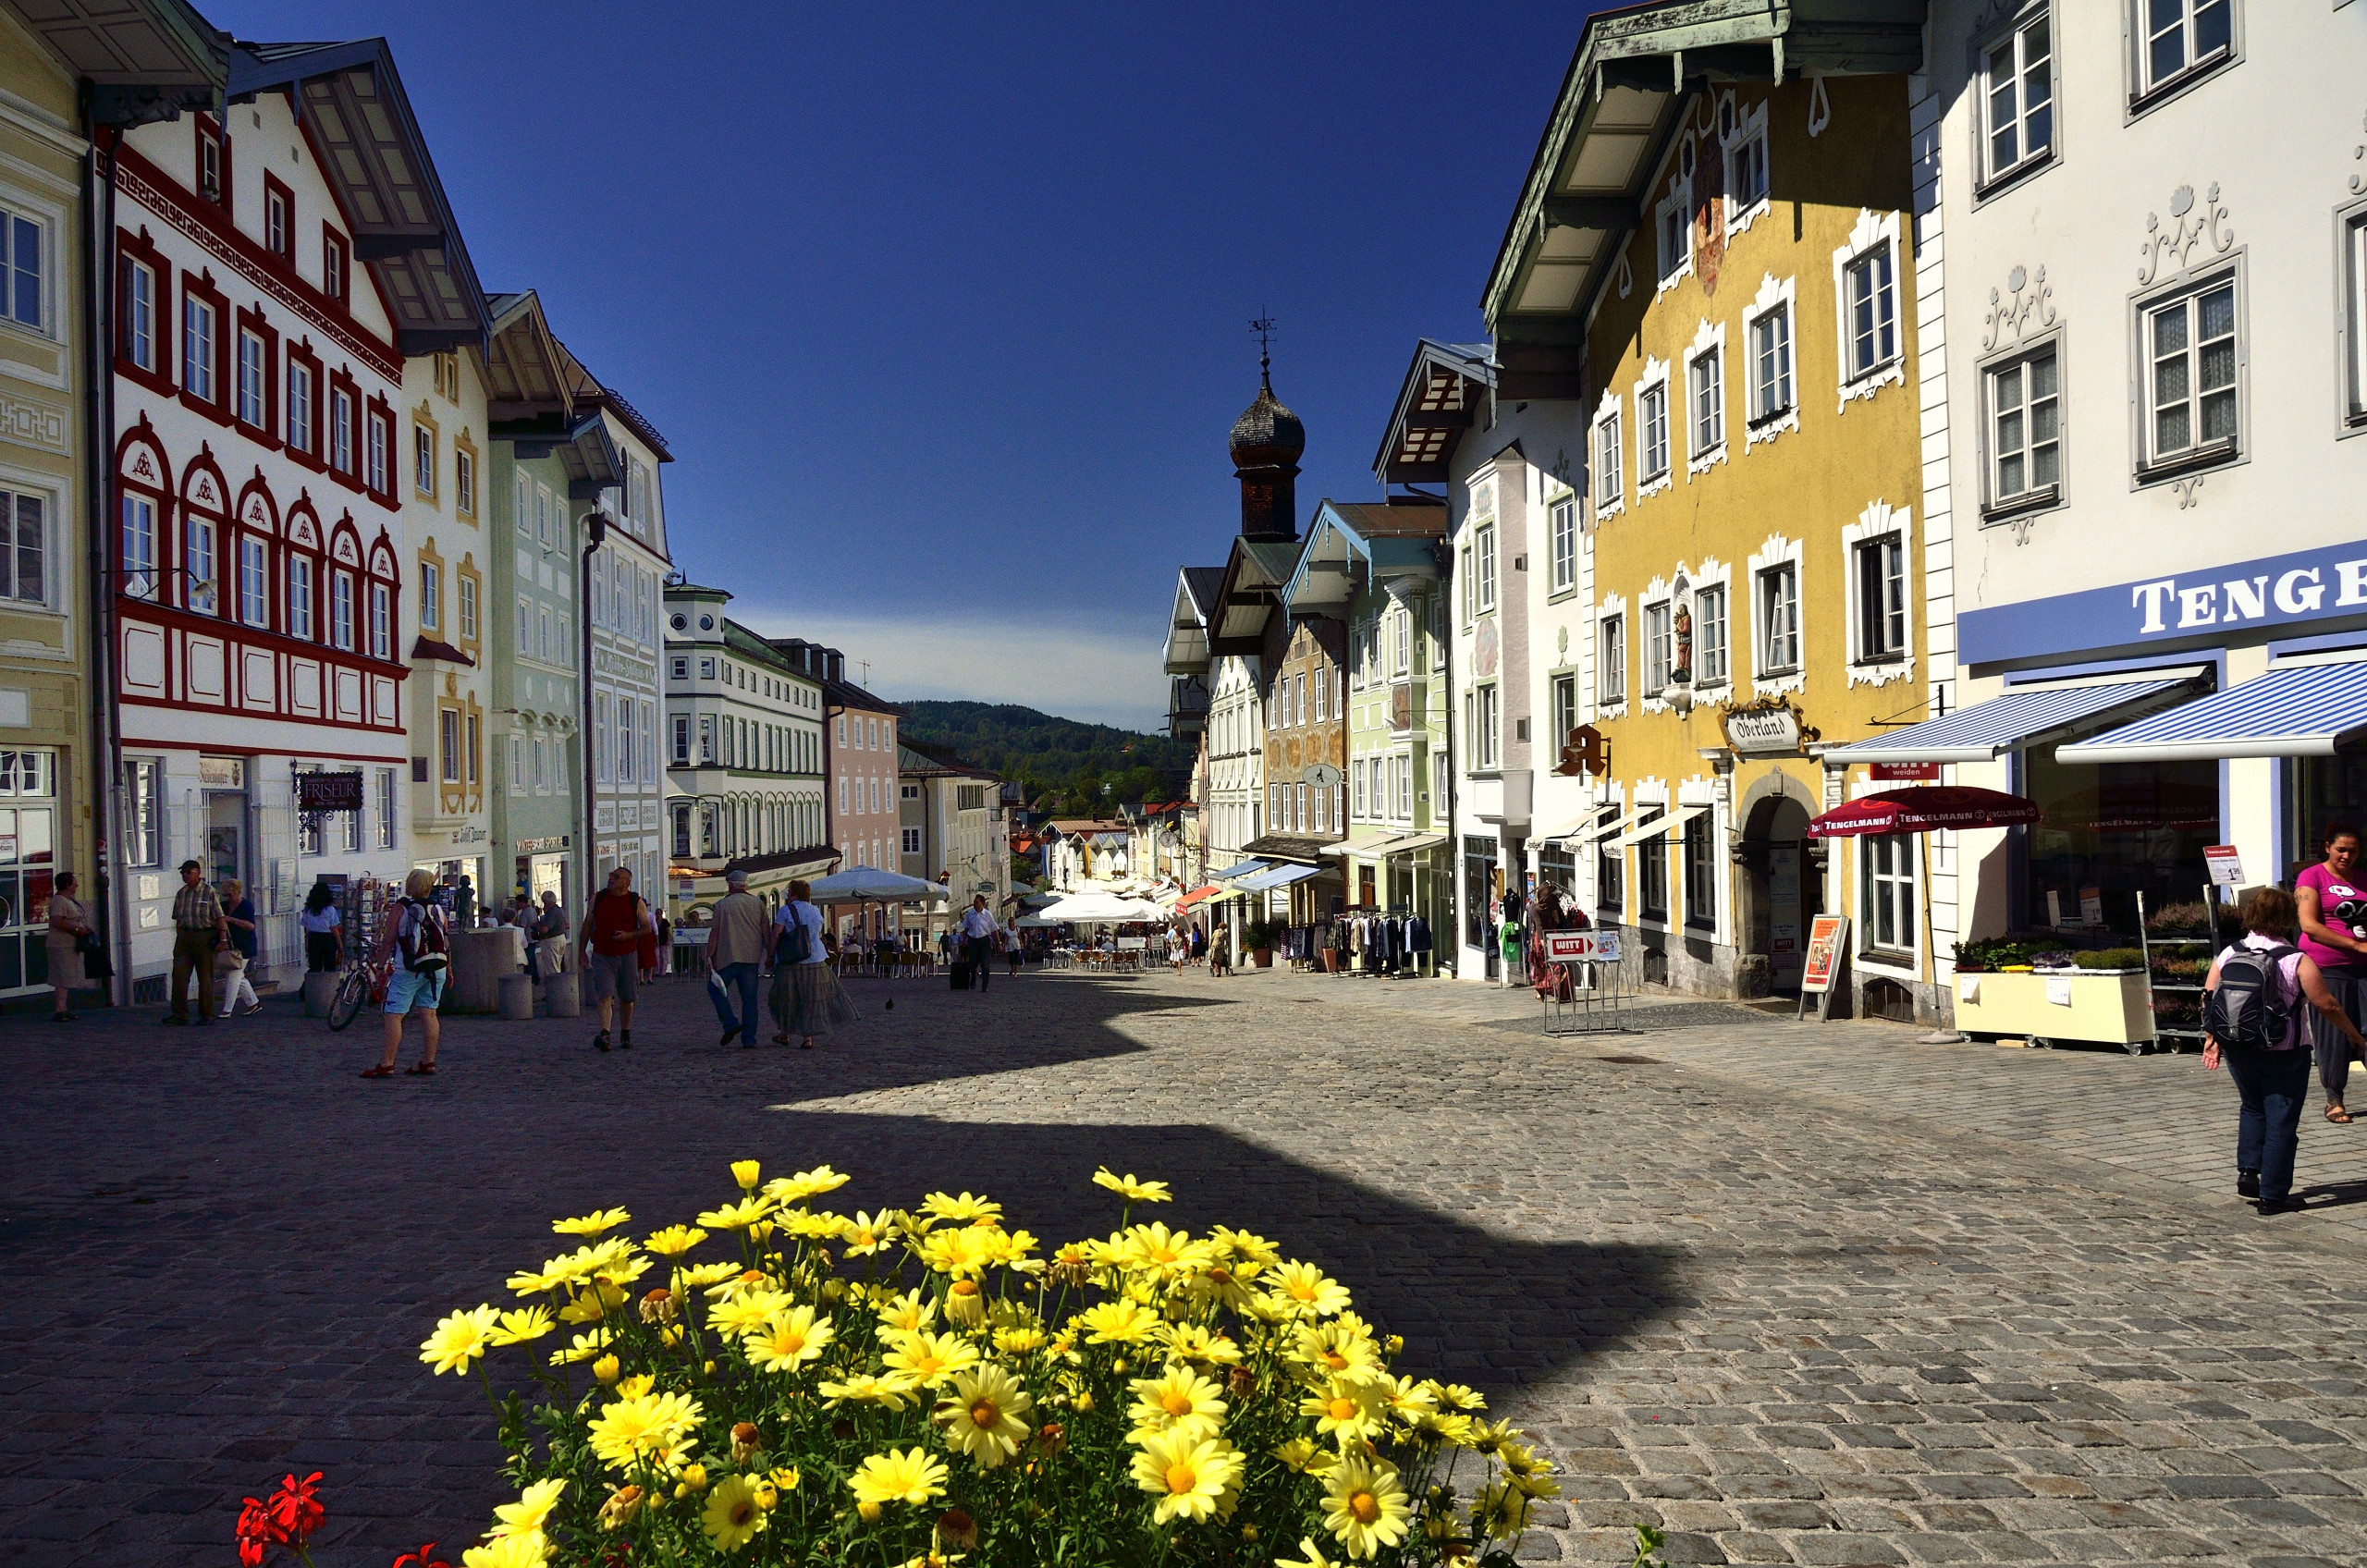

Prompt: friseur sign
[1959,539,2367,667]
[297,770,364,813]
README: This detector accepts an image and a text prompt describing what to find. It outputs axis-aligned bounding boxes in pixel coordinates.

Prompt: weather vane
[1251,312,1275,374]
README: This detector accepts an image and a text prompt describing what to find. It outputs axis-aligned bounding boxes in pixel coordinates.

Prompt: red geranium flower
[264,1472,325,1546]
[393,1544,453,1568]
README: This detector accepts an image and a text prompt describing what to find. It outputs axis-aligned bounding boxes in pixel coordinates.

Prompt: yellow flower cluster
[419,1160,1553,1564]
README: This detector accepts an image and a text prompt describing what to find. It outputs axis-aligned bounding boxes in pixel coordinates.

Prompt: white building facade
[402,345,495,902]
[583,396,669,896]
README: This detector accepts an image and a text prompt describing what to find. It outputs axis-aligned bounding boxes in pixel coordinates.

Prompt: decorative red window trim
[176,447,230,619]
[194,115,230,216]
[325,366,362,494]
[283,338,325,472]
[176,267,232,428]
[231,303,280,448]
[262,173,293,260]
[114,227,176,398]
[285,496,327,645]
[321,225,349,310]
[114,415,175,606]
[362,391,399,511]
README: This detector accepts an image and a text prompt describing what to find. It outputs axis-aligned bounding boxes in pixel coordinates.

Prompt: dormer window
[196,122,224,207]
[322,228,348,303]
[264,180,290,259]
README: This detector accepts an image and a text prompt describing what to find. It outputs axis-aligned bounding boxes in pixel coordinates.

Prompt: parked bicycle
[325,950,383,1032]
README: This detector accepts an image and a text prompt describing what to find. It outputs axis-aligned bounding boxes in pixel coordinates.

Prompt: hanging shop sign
[1724,706,1802,755]
[297,770,364,813]
[1957,536,2367,665]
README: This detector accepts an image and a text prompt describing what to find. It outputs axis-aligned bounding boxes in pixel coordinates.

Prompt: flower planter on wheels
[1954,969,2153,1054]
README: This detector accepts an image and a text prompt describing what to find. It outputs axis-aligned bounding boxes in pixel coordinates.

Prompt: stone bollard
[545,968,581,1018]
[302,971,338,1017]
[449,927,524,1014]
[497,973,535,1021]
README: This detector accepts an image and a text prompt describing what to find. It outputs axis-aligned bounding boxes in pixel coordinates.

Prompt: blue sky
[212,1,1612,729]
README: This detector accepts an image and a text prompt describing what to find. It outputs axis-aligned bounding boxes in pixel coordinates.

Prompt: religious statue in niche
[1672,600,1694,686]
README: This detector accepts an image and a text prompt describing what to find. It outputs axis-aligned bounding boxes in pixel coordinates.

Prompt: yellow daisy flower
[1267,1261,1351,1317]
[460,1536,546,1568]
[1211,1225,1280,1265]
[488,1477,567,1539]
[847,1446,948,1508]
[782,1209,846,1240]
[1129,1428,1243,1525]
[1322,1454,1411,1559]
[552,1207,631,1238]
[920,1190,1001,1225]
[1122,1222,1216,1280]
[839,1210,901,1256]
[1300,1378,1384,1444]
[881,1329,981,1389]
[1074,1298,1159,1344]
[934,1365,1033,1468]
[992,1324,1048,1354]
[944,1278,987,1328]
[488,1306,555,1346]
[587,1390,703,1471]
[695,1195,775,1232]
[1159,1323,1242,1367]
[419,1305,500,1376]
[818,1372,918,1409]
[1127,1366,1226,1440]
[676,1260,742,1291]
[642,1225,708,1259]
[558,1280,627,1325]
[1429,1381,1487,1413]
[1468,1478,1527,1541]
[763,1165,851,1205]
[1275,1539,1343,1568]
[877,1290,938,1334]
[1294,1321,1381,1384]
[730,1159,762,1191]
[1273,1437,1320,1473]
[549,1330,610,1366]
[920,1226,996,1278]
[743,1305,834,1373]
[1090,1168,1172,1204]
[706,1289,791,1337]
[701,1472,767,1553]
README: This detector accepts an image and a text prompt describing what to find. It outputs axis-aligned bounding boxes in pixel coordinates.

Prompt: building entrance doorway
[1741,790,1813,995]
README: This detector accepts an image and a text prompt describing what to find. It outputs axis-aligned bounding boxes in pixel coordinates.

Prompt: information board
[1800,914,1848,994]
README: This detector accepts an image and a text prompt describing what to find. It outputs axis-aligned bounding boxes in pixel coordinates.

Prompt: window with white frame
[1688,345,1723,457]
[0,207,40,331]
[2137,0,2232,99]
[329,387,352,473]
[1697,584,1728,686]
[413,425,435,496]
[1683,812,1717,931]
[1476,683,1499,770]
[1592,409,1623,518]
[125,258,154,369]
[420,562,440,633]
[1758,563,1800,673]
[288,556,313,640]
[1395,754,1413,819]
[332,571,353,649]
[1475,523,1496,615]
[2144,276,2238,468]
[1391,606,1410,677]
[365,411,389,493]
[2349,213,2367,429]
[0,487,43,607]
[1656,190,1687,282]
[182,295,215,400]
[237,330,264,426]
[1724,104,1767,213]
[368,581,389,659]
[1644,601,1673,695]
[1600,613,1625,702]
[124,758,161,866]
[1855,534,1907,662]
[186,515,215,613]
[288,361,313,454]
[1549,497,1576,594]
[1352,754,1367,817]
[1749,302,1793,422]
[1862,834,1916,954]
[238,534,266,626]
[1982,7,2054,183]
[1551,672,1576,748]
[120,495,153,598]
[1845,244,1898,382]
[459,575,477,643]
[1988,345,2060,505]
[1638,381,1670,482]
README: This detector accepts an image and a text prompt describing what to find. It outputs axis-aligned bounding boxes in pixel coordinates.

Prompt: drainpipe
[86,123,125,1006]
[1434,565,1458,978]
[579,508,608,912]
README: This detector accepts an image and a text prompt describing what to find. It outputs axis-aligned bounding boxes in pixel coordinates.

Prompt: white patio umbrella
[804,868,950,953]
[1033,890,1162,924]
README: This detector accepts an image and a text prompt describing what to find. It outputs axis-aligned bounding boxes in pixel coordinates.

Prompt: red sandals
[361,1064,395,1078]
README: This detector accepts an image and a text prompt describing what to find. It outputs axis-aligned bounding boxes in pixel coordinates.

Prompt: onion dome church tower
[1230,334,1304,542]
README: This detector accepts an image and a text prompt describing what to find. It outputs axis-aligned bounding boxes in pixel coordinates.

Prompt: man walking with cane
[960,893,1000,992]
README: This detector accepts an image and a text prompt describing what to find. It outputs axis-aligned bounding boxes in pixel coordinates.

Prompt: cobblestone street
[9,965,2367,1567]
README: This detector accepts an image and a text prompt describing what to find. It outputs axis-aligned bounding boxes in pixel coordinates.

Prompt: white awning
[1378,833,1447,858]
[1611,803,1708,849]
[1825,676,2197,764]
[1555,808,1642,845]
[1324,834,1406,858]
[2056,663,2367,764]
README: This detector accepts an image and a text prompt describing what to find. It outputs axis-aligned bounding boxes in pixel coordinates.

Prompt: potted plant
[1245,919,1277,968]
[1952,941,2155,1050]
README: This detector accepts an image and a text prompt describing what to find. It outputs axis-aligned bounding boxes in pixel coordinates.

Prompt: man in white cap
[705,866,769,1047]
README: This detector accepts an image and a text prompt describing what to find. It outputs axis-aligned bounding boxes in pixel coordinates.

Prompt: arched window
[232,477,277,631]
[178,453,229,616]
[114,418,171,602]
[328,519,364,653]
[285,499,325,643]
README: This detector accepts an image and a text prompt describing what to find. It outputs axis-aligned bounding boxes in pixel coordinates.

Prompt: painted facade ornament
[2170,473,2206,510]
[1806,73,1831,139]
[2353,110,2365,194]
[1613,250,1634,300]
[1980,263,2056,352]
[1689,104,1727,296]
[2137,181,2234,286]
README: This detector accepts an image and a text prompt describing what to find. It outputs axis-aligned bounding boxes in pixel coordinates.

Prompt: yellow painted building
[1581,72,1927,1010]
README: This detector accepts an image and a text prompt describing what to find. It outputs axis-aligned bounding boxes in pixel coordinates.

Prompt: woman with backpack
[768,879,852,1048]
[2202,885,2367,1214]
[363,869,449,1078]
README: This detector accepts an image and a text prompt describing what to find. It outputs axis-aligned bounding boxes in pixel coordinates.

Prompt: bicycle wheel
[326,968,367,1032]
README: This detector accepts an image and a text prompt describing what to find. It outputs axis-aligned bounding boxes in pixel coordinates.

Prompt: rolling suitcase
[950,961,973,990]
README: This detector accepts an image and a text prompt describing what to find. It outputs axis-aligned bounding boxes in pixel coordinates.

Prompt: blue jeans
[2225,1044,2312,1200]
[707,962,761,1036]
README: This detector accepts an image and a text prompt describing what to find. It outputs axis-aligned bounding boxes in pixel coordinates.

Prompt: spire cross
[1250,312,1276,383]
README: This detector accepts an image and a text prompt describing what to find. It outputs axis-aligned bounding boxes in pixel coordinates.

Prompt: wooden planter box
[1954,969,2152,1049]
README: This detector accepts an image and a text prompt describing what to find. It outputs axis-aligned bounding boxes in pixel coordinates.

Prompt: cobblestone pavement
[8,963,2367,1566]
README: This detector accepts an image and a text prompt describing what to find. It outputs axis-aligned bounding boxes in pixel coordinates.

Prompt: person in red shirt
[579,865,654,1052]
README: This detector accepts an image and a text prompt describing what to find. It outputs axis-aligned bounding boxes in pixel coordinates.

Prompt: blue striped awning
[1826,678,2195,764]
[2057,663,2367,764]
[1208,859,1269,880]
[1236,864,1321,892]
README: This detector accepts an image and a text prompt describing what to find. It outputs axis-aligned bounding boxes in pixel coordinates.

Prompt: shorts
[385,966,447,1014]
[585,949,639,1004]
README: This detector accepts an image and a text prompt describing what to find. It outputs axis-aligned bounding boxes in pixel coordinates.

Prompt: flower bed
[396,1163,1555,1566]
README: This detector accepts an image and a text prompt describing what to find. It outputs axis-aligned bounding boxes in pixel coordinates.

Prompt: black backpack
[2203,942,2296,1047]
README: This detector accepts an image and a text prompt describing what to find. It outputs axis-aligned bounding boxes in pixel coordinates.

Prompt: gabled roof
[485,291,575,422]
[228,38,490,356]
[901,741,996,781]
[3,0,225,124]
[1163,564,1226,676]
[1282,497,1450,618]
[550,335,674,463]
[1481,0,1925,355]
[817,676,902,717]
[1208,536,1301,658]
[1373,339,1494,484]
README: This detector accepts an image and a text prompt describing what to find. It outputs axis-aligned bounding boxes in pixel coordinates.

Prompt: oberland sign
[1958,540,2367,667]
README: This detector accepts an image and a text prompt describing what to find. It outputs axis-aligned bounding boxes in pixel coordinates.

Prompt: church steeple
[1229,316,1303,541]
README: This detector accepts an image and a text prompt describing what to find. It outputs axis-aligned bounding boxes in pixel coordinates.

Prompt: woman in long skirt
[769,880,854,1048]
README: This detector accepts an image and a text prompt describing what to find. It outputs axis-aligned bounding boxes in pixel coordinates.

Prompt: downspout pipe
[579,508,608,912]
[85,119,125,1006]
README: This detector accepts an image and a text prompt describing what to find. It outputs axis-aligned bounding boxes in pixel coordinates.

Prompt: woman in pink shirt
[2294,821,2367,1123]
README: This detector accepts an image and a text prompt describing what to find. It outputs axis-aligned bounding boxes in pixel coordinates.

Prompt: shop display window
[2023,741,2218,934]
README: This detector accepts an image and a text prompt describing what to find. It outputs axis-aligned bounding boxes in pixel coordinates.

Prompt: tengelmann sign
[1958,538,2367,666]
